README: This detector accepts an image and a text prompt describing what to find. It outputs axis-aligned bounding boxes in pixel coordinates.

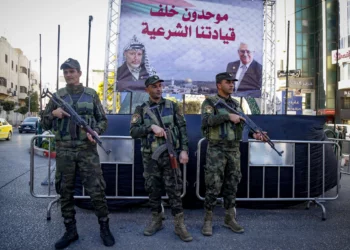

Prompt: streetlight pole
[28,93,31,116]
[28,61,31,116]
[284,20,290,115]
[39,34,42,111]
[86,15,93,87]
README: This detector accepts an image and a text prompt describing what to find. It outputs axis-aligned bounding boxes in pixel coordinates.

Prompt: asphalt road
[0,131,350,250]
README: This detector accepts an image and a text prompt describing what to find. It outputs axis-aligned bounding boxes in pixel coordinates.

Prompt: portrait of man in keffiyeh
[117,35,156,82]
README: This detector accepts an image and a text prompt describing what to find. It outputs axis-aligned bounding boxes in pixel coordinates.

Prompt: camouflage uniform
[130,97,188,216]
[201,94,244,211]
[41,83,109,219]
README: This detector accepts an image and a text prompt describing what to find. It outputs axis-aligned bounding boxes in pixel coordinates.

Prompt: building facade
[334,0,350,124]
[0,36,39,109]
[275,0,338,120]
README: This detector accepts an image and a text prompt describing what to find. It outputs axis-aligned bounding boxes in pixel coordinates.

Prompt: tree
[2,101,15,120]
[25,91,39,112]
[15,106,28,115]
[184,100,201,114]
[96,72,120,113]
[164,96,201,114]
[2,101,15,113]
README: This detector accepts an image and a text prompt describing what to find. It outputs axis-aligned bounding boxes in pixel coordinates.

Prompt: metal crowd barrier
[196,138,340,220]
[327,138,350,175]
[30,135,187,220]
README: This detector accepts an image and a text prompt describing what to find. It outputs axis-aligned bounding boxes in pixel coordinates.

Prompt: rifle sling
[143,104,161,127]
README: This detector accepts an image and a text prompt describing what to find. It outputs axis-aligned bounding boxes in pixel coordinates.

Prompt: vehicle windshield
[23,117,38,122]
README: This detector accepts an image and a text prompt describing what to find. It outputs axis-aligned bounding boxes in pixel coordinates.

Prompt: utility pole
[86,15,93,87]
[284,20,290,114]
[334,0,340,125]
[39,34,42,111]
[56,25,60,91]
[28,61,31,116]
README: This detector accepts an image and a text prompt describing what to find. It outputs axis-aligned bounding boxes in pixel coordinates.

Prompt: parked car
[0,118,13,140]
[18,117,40,134]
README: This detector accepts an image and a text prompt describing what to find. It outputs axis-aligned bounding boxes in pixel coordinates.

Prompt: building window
[305,93,311,109]
[11,61,13,70]
[16,65,18,72]
[20,86,27,93]
[342,97,350,109]
[5,54,8,63]
[0,77,7,87]
[20,66,27,75]
[15,85,17,91]
[11,82,13,88]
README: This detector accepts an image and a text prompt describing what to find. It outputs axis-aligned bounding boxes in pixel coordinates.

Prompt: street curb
[33,145,56,158]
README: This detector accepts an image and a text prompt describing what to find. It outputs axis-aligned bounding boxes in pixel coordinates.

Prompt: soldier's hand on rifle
[87,130,99,144]
[253,131,268,142]
[151,124,167,138]
[229,113,245,124]
[52,108,70,119]
[179,150,189,164]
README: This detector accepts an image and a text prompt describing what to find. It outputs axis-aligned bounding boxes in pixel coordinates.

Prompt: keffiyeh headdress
[122,35,156,76]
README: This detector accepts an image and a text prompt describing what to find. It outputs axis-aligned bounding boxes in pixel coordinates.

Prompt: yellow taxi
[0,118,13,140]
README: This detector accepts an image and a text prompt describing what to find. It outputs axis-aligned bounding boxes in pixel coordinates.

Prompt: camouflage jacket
[40,83,107,148]
[201,94,247,147]
[130,97,189,153]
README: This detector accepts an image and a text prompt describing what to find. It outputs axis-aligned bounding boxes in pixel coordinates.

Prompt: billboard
[281,91,302,115]
[117,0,264,97]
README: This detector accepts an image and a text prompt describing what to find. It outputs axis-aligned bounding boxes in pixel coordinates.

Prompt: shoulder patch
[204,105,214,114]
[131,114,141,124]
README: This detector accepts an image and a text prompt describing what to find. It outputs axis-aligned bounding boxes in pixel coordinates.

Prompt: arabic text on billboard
[117,0,264,97]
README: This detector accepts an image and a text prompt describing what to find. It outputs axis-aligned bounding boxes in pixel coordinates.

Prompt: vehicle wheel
[6,131,12,141]
[19,130,22,134]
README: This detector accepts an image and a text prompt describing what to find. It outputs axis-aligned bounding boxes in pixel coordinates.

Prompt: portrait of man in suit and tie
[226,42,262,97]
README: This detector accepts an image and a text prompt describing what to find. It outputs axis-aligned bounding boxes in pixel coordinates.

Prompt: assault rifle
[41,89,112,155]
[214,99,283,157]
[145,106,181,190]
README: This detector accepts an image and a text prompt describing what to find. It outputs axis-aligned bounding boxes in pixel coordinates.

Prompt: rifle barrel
[215,99,283,156]
[41,89,111,155]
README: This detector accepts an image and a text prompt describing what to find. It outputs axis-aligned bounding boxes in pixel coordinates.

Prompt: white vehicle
[326,124,350,138]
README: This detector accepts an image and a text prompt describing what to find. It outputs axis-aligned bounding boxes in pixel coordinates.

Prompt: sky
[0,0,109,90]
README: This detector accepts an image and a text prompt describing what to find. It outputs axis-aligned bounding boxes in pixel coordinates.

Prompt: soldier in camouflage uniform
[201,72,266,236]
[40,58,115,249]
[130,75,193,242]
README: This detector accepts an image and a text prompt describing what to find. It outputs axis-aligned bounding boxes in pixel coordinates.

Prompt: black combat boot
[99,217,115,247]
[55,218,79,249]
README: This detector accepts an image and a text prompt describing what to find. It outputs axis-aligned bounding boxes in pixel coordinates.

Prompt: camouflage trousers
[204,143,242,211]
[142,152,183,216]
[55,145,109,219]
